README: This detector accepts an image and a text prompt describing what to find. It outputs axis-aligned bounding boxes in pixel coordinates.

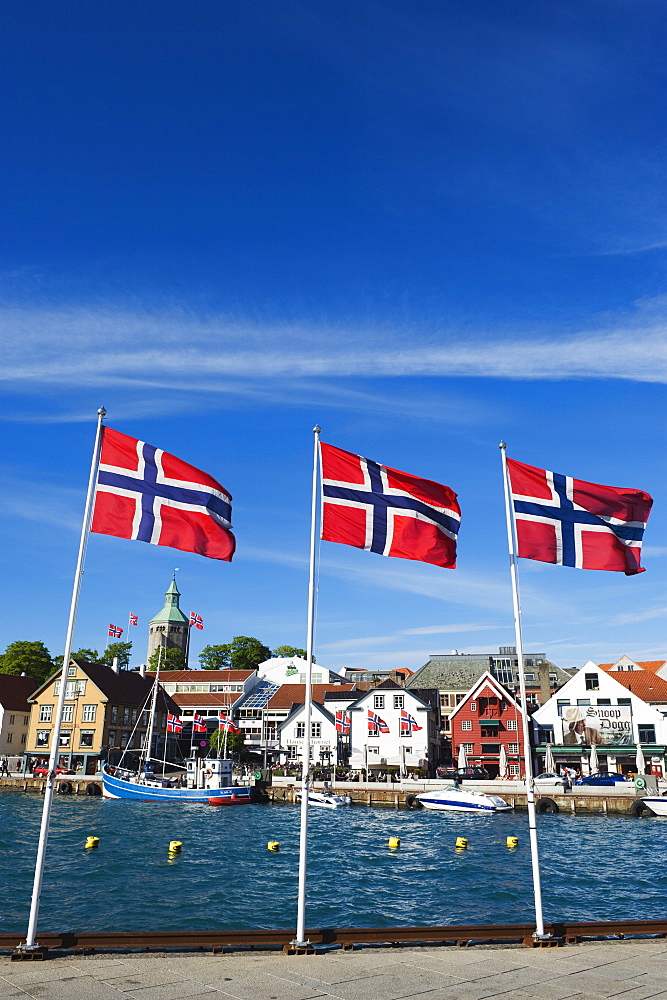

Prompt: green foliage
[147,647,186,671]
[198,636,271,672]
[100,642,132,669]
[54,648,103,669]
[199,644,231,670]
[208,728,245,756]
[0,640,54,686]
[272,645,314,662]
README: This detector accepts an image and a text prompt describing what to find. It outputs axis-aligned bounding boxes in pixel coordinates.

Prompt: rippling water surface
[1,793,665,932]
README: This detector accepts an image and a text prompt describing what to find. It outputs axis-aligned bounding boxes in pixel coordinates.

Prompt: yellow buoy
[506,836,519,848]
[84,836,99,849]
[388,836,400,849]
[267,841,280,852]
[455,837,468,850]
[168,840,182,853]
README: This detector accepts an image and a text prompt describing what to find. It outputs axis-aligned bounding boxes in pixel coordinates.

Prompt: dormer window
[470,702,476,712]
[585,673,599,691]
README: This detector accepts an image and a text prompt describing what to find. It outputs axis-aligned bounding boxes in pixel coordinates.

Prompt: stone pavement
[2,940,667,1000]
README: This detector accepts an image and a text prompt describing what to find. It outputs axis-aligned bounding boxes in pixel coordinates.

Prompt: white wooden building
[347,682,439,775]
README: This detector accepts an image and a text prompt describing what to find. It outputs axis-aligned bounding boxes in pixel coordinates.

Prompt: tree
[272,645,314,662]
[148,647,186,671]
[208,728,245,756]
[54,648,103,669]
[100,642,132,669]
[199,644,232,670]
[0,641,54,686]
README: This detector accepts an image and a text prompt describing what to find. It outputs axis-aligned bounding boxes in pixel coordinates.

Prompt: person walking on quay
[0,756,9,776]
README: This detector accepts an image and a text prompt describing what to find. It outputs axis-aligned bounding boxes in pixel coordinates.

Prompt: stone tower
[147,578,190,666]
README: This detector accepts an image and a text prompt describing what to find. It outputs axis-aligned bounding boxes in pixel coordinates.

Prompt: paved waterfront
[3,940,667,1000]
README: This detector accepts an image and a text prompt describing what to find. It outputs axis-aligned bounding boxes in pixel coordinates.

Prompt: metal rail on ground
[4,918,667,959]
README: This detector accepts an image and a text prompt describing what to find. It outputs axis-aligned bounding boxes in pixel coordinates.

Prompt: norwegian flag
[189,612,204,630]
[400,709,423,734]
[108,624,123,638]
[192,713,207,734]
[129,613,138,626]
[367,709,390,734]
[92,427,235,562]
[335,711,350,735]
[167,713,183,734]
[320,442,460,569]
[508,458,653,576]
[219,716,241,734]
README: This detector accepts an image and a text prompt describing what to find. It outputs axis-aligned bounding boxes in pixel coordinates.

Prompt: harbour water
[1,793,666,933]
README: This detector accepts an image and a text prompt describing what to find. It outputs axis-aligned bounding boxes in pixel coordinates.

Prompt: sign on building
[559,705,633,747]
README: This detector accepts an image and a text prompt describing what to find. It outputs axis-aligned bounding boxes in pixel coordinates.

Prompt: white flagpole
[499,441,548,940]
[294,424,321,949]
[20,407,106,953]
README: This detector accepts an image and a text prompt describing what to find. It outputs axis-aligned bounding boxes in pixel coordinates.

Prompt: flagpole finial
[98,406,107,418]
[499,440,507,450]
[313,425,321,435]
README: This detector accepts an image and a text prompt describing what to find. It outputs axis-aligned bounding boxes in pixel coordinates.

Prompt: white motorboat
[636,795,667,817]
[416,784,511,813]
[296,788,352,809]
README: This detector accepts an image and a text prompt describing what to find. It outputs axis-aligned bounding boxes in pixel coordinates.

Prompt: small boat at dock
[417,784,511,813]
[295,788,352,809]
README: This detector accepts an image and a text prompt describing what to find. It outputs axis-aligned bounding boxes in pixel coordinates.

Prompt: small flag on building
[508,457,653,576]
[219,716,241,734]
[129,613,138,626]
[335,711,350,735]
[167,713,183,734]
[367,709,390,734]
[400,709,423,733]
[108,624,123,638]
[192,713,207,733]
[189,612,204,630]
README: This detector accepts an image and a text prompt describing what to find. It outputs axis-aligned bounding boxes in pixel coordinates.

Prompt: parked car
[453,767,490,781]
[575,772,629,786]
[33,765,73,777]
[534,771,568,788]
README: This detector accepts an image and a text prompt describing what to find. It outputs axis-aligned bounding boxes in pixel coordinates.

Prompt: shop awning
[479,719,500,726]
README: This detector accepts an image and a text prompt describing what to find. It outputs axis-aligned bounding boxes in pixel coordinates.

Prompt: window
[494,667,514,685]
[108,731,116,746]
[393,695,404,710]
[311,722,321,738]
[462,743,474,754]
[556,700,570,717]
[440,694,451,708]
[525,673,535,682]
[481,744,499,754]
[67,666,76,677]
[123,707,130,724]
[577,699,590,707]
[374,696,385,710]
[509,764,520,777]
[441,718,451,733]
[59,731,71,748]
[80,731,94,748]
[455,694,465,705]
[111,706,118,724]
[120,732,129,748]
[142,711,149,726]
[508,743,519,754]
[299,673,322,684]
[596,699,611,706]
[82,705,96,723]
[36,730,49,748]
[584,673,599,691]
[618,699,631,706]
[481,726,499,738]
[469,702,476,712]
[6,733,12,744]
[39,705,53,723]
[62,705,73,723]
[367,745,379,755]
[461,720,472,731]
[296,722,305,739]
[507,719,517,731]
[287,746,297,759]
[20,733,26,745]
[638,725,656,744]
[9,714,15,725]
[403,746,412,754]
[24,716,29,725]
[131,708,137,725]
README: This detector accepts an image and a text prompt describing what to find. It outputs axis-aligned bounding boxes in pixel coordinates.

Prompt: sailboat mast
[144,644,163,768]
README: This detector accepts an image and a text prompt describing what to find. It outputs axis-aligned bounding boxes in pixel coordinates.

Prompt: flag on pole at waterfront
[335,711,350,734]
[367,709,390,734]
[92,427,236,561]
[320,442,460,568]
[129,613,138,626]
[189,612,204,630]
[192,713,207,733]
[108,624,123,638]
[400,709,422,733]
[219,716,240,734]
[167,713,183,734]
[507,457,652,576]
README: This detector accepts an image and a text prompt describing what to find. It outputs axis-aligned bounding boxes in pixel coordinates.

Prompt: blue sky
[2,1,666,674]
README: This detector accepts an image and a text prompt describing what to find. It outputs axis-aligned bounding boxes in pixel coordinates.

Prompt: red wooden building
[449,672,528,778]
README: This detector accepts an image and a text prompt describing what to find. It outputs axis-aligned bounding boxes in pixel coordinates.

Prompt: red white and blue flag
[508,458,653,576]
[335,711,350,735]
[108,624,123,638]
[192,713,207,734]
[219,716,241,734]
[167,713,183,734]
[400,709,423,734]
[368,709,390,734]
[320,443,460,569]
[129,613,138,626]
[189,612,204,630]
[92,427,235,562]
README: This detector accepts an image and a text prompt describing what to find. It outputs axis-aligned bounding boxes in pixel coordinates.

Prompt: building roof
[266,684,356,711]
[158,670,255,682]
[599,659,667,674]
[149,578,189,625]
[0,674,37,711]
[29,662,178,714]
[406,655,495,691]
[606,670,667,703]
[169,692,237,707]
[323,689,359,702]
